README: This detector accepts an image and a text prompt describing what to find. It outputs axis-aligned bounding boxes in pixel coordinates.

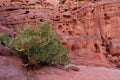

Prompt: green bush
[9,21,69,66]
[0,33,10,46]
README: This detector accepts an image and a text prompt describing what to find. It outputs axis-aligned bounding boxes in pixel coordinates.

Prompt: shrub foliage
[8,21,69,66]
[0,33,10,46]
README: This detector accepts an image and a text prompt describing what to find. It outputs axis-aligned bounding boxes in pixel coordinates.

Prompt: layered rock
[0,0,120,67]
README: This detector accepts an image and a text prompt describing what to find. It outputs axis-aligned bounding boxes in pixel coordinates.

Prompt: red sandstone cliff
[0,0,120,80]
[0,0,120,67]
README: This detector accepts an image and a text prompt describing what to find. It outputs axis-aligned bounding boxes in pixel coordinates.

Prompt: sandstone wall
[0,0,120,67]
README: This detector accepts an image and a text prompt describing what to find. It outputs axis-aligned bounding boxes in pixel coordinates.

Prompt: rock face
[0,44,12,56]
[0,25,15,37]
[0,0,120,67]
[0,56,27,80]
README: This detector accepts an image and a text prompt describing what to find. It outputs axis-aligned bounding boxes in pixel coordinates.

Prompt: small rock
[71,66,80,71]
[65,64,80,71]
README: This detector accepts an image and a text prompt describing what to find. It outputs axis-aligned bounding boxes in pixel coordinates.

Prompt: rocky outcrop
[0,56,27,80]
[0,0,120,67]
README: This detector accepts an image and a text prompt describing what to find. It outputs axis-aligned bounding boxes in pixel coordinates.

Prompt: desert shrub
[9,21,69,66]
[0,33,10,46]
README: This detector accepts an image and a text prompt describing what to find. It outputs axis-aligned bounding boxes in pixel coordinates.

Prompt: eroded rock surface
[34,65,120,80]
[0,56,27,80]
[0,0,120,67]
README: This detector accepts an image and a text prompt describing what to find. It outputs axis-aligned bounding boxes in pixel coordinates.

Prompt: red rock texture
[0,25,15,37]
[0,0,120,67]
[0,56,27,80]
[0,44,13,56]
[0,55,120,80]
[33,64,120,80]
